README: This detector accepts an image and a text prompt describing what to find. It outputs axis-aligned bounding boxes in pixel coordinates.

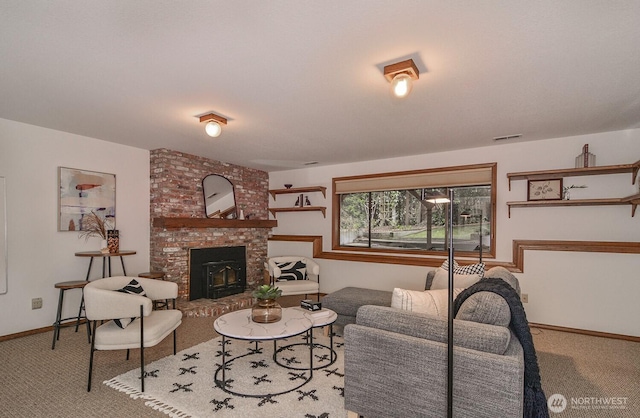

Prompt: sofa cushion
[356,305,511,355]
[391,287,464,317]
[484,266,521,296]
[321,287,392,318]
[455,291,511,327]
[430,267,482,290]
[275,260,307,281]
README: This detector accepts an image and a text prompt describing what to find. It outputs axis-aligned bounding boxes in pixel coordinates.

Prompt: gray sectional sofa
[341,267,525,418]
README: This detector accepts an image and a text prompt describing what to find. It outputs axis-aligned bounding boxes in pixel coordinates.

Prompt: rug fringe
[103,378,191,417]
[103,378,149,400]
[146,399,193,418]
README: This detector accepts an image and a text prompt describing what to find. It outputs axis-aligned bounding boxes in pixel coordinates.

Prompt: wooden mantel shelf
[153,217,277,229]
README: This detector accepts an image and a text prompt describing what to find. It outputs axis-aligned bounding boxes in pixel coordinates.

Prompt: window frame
[332,162,497,259]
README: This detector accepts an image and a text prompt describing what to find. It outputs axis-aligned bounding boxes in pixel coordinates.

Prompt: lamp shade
[205,121,222,137]
[391,73,413,98]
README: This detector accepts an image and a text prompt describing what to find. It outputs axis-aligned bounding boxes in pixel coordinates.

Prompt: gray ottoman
[321,287,392,332]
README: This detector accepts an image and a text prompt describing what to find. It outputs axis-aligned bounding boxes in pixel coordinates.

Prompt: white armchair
[84,276,182,392]
[266,256,320,301]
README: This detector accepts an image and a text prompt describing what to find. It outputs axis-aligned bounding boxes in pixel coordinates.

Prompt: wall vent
[493,134,523,141]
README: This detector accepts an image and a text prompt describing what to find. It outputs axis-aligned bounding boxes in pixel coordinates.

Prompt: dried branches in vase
[78,212,114,253]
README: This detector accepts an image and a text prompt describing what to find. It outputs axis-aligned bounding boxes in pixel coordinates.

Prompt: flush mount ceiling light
[384,58,420,98]
[199,113,228,138]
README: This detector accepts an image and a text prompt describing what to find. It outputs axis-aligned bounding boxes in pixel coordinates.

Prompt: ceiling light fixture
[384,58,420,98]
[199,113,228,138]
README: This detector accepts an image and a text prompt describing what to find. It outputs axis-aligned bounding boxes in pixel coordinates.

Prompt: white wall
[268,129,640,336]
[0,118,150,336]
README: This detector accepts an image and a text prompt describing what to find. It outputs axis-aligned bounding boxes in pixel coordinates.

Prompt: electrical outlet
[521,293,528,303]
[32,297,43,309]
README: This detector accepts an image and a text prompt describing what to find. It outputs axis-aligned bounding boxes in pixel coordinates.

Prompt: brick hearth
[149,148,272,307]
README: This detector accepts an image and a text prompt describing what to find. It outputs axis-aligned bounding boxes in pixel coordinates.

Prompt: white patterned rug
[104,331,346,418]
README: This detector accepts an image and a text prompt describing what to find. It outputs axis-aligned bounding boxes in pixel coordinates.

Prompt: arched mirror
[202,174,237,219]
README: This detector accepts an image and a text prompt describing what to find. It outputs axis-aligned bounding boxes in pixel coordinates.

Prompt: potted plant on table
[251,285,283,323]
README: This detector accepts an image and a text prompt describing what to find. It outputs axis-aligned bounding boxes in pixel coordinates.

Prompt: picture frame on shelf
[527,179,563,201]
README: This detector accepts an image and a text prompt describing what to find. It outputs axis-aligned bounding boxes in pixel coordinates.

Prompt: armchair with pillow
[344,266,528,418]
[265,256,320,301]
[84,276,182,392]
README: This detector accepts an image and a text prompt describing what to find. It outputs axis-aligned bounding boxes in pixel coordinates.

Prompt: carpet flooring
[1,306,638,417]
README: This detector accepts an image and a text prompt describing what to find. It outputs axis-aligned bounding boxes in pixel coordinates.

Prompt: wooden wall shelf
[153,217,277,229]
[507,161,640,190]
[506,160,640,217]
[269,186,327,199]
[268,207,327,218]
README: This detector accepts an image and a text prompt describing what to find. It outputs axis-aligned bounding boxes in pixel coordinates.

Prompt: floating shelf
[268,206,327,218]
[153,217,277,229]
[269,186,327,199]
[507,161,640,190]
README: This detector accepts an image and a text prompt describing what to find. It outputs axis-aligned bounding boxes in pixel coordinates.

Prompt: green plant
[252,284,282,300]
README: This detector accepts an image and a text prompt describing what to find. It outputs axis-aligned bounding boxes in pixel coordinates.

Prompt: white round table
[213,307,315,398]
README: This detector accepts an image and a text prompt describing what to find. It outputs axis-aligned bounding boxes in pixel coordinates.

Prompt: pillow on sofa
[391,287,464,317]
[430,265,484,290]
[275,260,307,281]
[455,291,511,327]
[114,279,147,329]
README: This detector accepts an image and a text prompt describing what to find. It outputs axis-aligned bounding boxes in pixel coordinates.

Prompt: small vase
[251,299,282,323]
[107,229,119,253]
[100,239,109,254]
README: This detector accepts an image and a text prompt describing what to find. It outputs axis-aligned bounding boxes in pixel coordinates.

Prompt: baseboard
[529,322,640,343]
[3,316,636,343]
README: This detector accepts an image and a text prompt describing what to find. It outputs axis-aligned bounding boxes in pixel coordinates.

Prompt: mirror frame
[202,174,237,219]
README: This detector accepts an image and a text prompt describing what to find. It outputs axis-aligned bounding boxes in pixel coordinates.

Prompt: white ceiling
[1,1,639,172]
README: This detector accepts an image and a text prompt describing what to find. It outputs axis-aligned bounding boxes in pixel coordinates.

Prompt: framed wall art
[58,167,116,232]
[527,179,563,201]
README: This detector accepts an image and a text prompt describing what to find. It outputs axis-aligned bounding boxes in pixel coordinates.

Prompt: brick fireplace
[149,149,271,304]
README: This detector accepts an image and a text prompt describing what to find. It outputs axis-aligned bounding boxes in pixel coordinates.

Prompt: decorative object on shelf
[575,144,596,168]
[284,184,293,189]
[562,184,587,200]
[305,196,311,206]
[107,229,119,253]
[528,179,563,201]
[58,167,116,232]
[238,209,245,220]
[251,285,283,323]
[77,211,114,253]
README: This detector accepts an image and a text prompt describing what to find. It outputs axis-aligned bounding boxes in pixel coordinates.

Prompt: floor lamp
[446,189,455,418]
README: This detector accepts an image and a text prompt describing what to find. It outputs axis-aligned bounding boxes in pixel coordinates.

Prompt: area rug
[104,331,346,418]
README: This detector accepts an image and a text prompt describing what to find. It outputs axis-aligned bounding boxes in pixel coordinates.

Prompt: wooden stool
[138,272,169,309]
[52,280,91,350]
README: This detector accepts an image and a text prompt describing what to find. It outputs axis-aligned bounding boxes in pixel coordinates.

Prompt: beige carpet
[1,303,638,417]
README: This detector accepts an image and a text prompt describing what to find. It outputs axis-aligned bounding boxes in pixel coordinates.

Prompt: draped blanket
[454,278,550,418]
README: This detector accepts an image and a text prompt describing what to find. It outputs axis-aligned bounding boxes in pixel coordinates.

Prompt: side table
[75,250,136,280]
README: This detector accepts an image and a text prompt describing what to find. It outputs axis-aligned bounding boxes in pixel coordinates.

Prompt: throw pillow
[391,287,464,317]
[430,264,484,290]
[114,279,147,329]
[275,260,307,281]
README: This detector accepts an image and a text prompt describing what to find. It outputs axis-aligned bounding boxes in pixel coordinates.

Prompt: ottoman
[321,287,392,332]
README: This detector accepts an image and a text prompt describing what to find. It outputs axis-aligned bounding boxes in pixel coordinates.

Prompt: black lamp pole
[447,189,454,418]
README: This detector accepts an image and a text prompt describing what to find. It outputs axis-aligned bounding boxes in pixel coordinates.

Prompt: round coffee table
[213,307,314,398]
[273,308,338,370]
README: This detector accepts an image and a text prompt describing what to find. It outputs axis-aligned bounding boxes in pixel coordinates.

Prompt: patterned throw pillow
[114,279,147,329]
[275,260,307,281]
[430,260,485,290]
